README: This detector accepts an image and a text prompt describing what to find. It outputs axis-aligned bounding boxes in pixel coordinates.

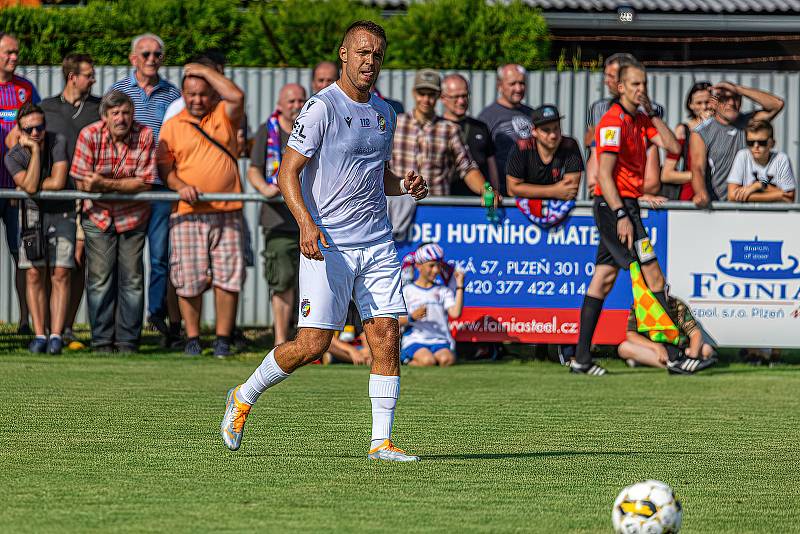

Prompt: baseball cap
[531,104,564,126]
[414,69,441,92]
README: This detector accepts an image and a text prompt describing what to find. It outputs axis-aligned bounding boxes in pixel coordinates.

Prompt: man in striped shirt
[111,33,182,346]
[0,32,40,336]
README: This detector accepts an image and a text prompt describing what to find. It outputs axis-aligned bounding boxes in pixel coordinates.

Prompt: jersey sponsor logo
[17,88,27,103]
[352,145,377,155]
[0,109,17,122]
[291,120,306,143]
[377,113,386,132]
[300,298,311,318]
[345,116,352,128]
[599,126,621,147]
[306,99,316,109]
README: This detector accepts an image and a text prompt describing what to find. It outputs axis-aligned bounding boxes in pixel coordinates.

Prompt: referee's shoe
[569,361,608,376]
[667,355,717,375]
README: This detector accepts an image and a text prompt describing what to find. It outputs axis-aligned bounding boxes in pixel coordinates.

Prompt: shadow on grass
[236,450,686,461]
[425,451,633,460]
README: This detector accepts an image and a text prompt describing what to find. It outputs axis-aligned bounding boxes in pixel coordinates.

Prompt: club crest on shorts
[377,113,386,132]
[300,298,311,318]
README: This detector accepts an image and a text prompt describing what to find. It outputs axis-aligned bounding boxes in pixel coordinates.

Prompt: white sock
[238,349,290,405]
[49,334,62,341]
[369,374,400,450]
[35,335,47,340]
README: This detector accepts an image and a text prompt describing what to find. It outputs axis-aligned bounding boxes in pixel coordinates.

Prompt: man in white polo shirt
[220,21,428,462]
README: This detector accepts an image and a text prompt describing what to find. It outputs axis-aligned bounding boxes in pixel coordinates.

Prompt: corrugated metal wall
[2,67,799,326]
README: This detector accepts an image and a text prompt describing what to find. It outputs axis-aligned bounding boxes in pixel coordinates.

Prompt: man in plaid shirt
[71,90,159,353]
[390,69,491,197]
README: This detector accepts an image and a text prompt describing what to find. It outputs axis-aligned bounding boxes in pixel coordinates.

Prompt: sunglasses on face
[746,139,770,147]
[140,51,163,60]
[21,123,45,135]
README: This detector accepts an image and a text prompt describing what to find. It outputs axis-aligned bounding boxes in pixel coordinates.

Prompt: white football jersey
[287,82,396,249]
[401,283,456,348]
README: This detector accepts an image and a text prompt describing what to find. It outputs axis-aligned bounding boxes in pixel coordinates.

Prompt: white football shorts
[297,239,407,330]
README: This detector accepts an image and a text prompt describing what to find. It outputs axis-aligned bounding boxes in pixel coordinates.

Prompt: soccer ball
[612,480,682,533]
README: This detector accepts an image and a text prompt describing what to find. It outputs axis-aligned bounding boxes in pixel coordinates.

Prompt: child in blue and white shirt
[399,243,465,366]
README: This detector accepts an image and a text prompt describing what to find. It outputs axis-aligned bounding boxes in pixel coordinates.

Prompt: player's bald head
[341,20,387,49]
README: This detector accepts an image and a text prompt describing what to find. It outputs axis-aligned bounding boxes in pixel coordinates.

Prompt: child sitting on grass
[399,243,464,367]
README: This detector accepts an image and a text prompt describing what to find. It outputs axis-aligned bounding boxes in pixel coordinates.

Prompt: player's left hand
[404,171,428,200]
[453,270,465,286]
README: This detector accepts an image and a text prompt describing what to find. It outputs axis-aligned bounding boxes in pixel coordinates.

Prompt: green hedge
[0,0,549,69]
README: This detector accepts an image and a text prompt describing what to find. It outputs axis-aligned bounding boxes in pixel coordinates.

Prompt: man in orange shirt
[158,62,245,357]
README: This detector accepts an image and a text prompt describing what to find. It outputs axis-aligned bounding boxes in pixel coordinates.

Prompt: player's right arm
[278,147,329,261]
[281,96,331,261]
[596,115,634,249]
[597,151,633,250]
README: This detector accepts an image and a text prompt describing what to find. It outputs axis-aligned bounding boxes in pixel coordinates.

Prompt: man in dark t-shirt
[41,53,100,347]
[40,54,100,161]
[441,74,499,197]
[477,64,534,195]
[5,102,73,355]
[247,83,305,346]
[506,104,583,198]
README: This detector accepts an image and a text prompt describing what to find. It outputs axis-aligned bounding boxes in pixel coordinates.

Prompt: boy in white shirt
[727,119,796,203]
[399,243,465,366]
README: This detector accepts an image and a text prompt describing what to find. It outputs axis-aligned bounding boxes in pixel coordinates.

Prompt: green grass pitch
[1,351,799,533]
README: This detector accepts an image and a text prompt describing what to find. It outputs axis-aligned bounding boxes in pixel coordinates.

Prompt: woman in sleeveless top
[660,81,713,200]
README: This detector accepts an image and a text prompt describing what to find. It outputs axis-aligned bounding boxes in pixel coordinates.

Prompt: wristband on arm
[615,207,629,220]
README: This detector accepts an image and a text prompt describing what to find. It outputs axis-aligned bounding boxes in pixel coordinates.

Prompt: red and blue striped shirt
[0,75,40,188]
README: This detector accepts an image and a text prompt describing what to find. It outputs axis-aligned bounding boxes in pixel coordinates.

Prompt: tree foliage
[0,0,549,68]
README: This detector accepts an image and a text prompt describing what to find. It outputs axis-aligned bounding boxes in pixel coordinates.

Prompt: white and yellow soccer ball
[612,480,682,534]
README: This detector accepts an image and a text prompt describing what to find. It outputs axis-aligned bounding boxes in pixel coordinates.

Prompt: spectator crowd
[0,30,795,365]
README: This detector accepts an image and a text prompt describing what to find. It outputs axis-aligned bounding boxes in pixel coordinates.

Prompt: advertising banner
[396,205,668,344]
[666,211,800,348]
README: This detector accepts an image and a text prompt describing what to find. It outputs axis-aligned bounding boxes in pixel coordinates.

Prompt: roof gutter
[544,12,800,32]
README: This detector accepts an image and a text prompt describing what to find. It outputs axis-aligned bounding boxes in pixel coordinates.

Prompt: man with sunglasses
[111,33,182,347]
[726,119,795,203]
[5,102,71,354]
[690,81,783,206]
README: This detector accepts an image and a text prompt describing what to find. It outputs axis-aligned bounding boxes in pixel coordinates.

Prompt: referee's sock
[238,349,290,405]
[575,295,604,366]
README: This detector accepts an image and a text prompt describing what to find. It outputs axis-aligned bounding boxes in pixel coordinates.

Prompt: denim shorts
[400,342,451,364]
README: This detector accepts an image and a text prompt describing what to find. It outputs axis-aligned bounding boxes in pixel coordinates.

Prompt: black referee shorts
[593,196,657,270]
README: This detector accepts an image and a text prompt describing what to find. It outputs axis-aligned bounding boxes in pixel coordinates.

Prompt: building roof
[370,0,800,13]
[522,0,800,13]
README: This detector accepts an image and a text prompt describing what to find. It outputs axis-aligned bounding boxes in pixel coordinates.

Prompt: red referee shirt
[594,101,658,199]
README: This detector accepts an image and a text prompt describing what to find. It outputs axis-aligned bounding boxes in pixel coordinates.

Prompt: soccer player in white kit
[220,20,428,461]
